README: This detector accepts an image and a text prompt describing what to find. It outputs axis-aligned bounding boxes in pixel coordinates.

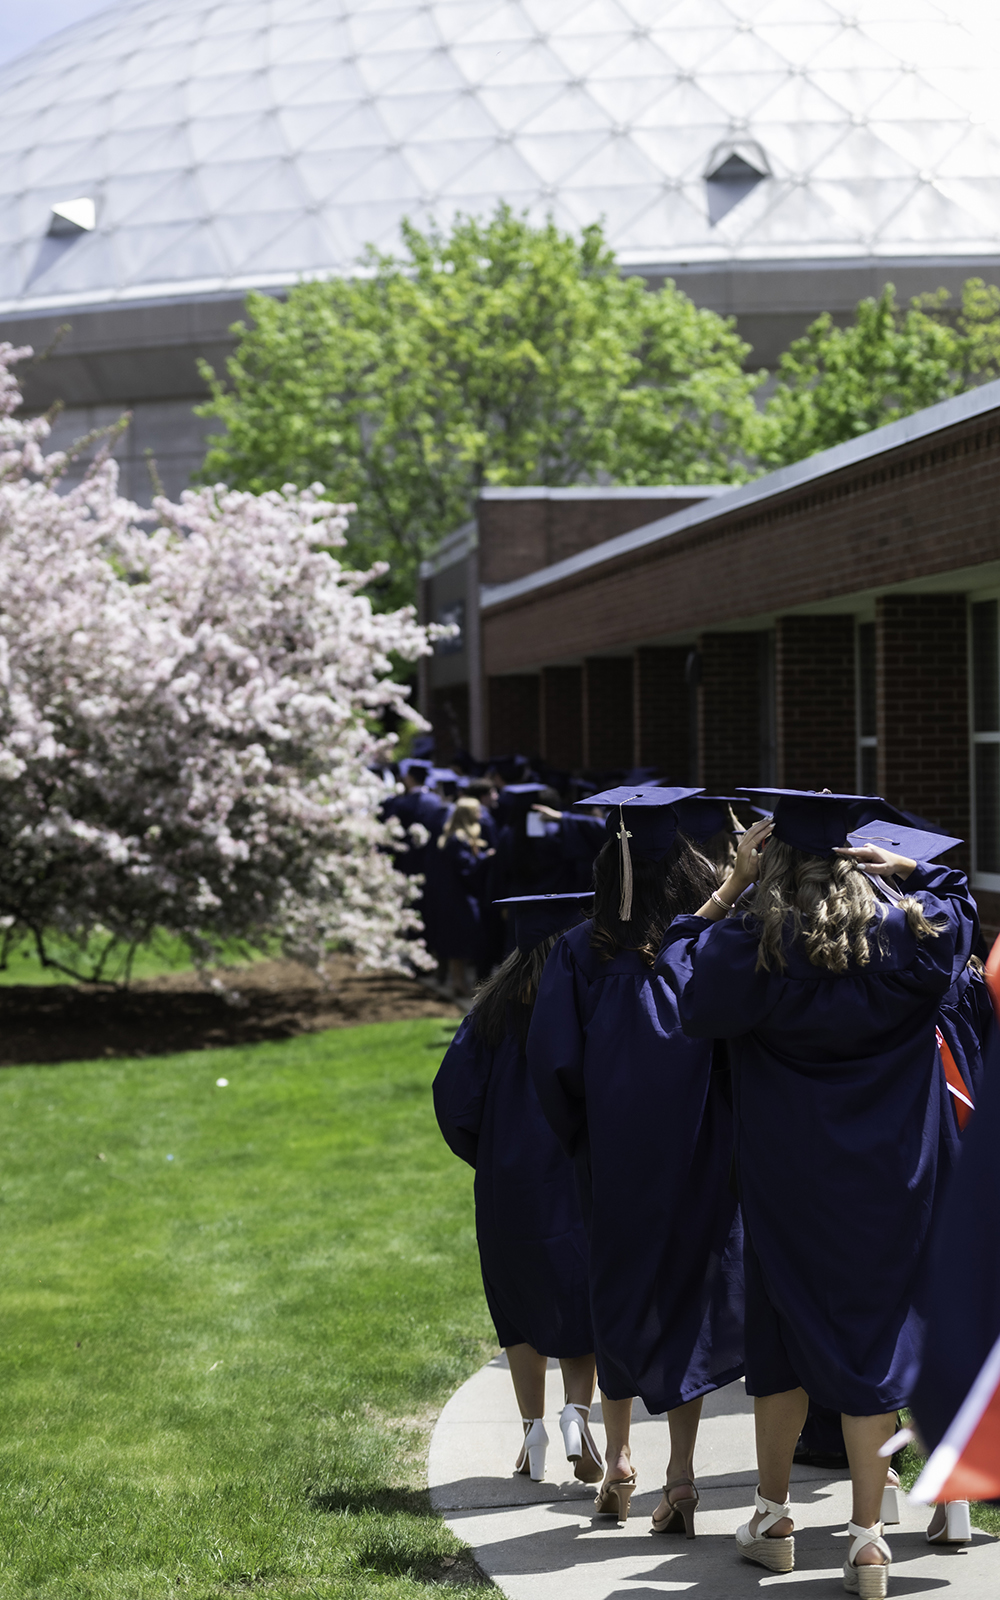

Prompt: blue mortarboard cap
[738,787,878,857]
[847,819,963,861]
[673,796,743,843]
[495,783,550,812]
[430,767,459,784]
[494,892,594,952]
[398,758,431,782]
[576,784,703,862]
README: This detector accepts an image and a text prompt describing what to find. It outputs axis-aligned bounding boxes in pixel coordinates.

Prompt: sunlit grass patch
[0,1016,487,1597]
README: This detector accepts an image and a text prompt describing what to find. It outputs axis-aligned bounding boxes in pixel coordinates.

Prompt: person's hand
[731,816,773,890]
[532,804,563,821]
[836,843,916,880]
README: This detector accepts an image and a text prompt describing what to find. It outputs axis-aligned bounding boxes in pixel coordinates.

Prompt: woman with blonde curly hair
[657,790,979,1598]
[424,795,495,995]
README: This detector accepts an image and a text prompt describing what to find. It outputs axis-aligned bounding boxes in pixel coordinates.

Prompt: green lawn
[0,1017,495,1598]
[0,932,259,986]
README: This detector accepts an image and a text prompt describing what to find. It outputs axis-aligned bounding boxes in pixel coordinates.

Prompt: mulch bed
[0,957,463,1066]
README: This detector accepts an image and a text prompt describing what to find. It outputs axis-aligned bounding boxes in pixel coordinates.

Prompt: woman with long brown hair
[657,790,979,1596]
[527,787,745,1531]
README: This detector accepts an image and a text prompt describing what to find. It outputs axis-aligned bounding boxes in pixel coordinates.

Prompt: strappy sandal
[926,1500,972,1544]
[559,1402,603,1484]
[735,1488,795,1573]
[513,1417,547,1481]
[651,1477,699,1539]
[842,1520,891,1597]
[593,1469,637,1527]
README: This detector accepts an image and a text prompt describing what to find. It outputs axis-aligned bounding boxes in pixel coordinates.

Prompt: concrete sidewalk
[428,1354,1000,1597]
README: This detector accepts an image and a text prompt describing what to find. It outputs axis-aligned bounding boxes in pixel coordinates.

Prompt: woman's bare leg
[600,1393,633,1483]
[559,1352,597,1409]
[842,1412,897,1566]
[651,1395,704,1523]
[749,1388,808,1538]
[505,1343,547,1419]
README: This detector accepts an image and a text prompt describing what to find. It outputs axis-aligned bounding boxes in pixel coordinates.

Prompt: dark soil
[0,957,462,1066]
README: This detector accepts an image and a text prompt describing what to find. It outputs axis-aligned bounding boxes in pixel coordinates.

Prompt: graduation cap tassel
[617,805,634,923]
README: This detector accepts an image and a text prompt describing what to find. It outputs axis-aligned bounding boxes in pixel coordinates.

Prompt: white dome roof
[3,0,1000,316]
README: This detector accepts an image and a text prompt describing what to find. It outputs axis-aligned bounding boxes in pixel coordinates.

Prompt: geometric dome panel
[2,0,1000,315]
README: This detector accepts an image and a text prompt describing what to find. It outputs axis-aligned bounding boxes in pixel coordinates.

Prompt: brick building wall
[487,674,539,759]
[481,412,1000,674]
[540,666,583,769]
[583,657,634,769]
[775,615,857,791]
[877,594,970,866]
[634,647,693,778]
[478,491,718,586]
[697,634,763,795]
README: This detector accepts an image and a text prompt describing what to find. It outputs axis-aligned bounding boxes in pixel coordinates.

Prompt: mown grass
[0,1016,494,1598]
[0,931,260,986]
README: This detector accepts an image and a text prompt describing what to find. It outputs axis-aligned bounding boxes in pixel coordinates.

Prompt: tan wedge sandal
[842,1520,891,1597]
[651,1477,699,1539]
[594,1469,637,1527]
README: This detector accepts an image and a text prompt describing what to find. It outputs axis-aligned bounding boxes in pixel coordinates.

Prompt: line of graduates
[380,758,607,995]
[433,782,998,1598]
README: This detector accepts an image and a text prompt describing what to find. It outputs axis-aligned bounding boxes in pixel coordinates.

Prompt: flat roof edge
[481,378,1000,611]
[478,485,731,502]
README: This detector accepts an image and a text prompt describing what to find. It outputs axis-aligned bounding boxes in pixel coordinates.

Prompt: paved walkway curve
[428,1355,1000,1598]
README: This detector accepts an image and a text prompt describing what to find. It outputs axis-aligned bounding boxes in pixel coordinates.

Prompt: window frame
[969,587,1000,892]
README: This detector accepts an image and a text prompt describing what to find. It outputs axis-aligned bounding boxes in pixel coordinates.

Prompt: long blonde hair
[750,838,943,974]
[437,796,486,854]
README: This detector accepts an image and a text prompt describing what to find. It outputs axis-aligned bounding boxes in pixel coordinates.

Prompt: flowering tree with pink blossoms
[0,343,438,982]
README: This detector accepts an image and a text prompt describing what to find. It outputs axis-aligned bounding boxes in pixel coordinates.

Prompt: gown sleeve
[525,935,589,1157]
[900,860,979,986]
[432,1014,492,1168]
[656,914,780,1038]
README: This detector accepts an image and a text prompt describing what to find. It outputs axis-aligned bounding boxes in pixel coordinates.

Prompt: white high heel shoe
[881,1469,900,1525]
[735,1489,795,1573]
[514,1417,548,1481]
[926,1500,972,1544]
[559,1402,603,1483]
[843,1520,891,1597]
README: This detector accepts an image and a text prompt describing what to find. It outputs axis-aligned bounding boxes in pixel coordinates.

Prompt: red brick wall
[877,594,970,868]
[583,657,634,770]
[634,647,693,779]
[540,666,583,769]
[487,674,540,759]
[776,615,857,790]
[482,411,1000,673]
[478,494,716,585]
[698,634,763,794]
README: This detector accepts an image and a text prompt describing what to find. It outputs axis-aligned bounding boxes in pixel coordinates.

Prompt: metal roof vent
[48,197,96,235]
[705,143,769,225]
[27,197,97,288]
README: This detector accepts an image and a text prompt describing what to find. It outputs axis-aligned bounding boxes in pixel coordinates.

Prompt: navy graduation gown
[423,837,492,963]
[937,961,994,1126]
[381,787,448,876]
[526,922,745,1414]
[433,1013,593,1357]
[912,1017,1000,1454]
[657,861,978,1415]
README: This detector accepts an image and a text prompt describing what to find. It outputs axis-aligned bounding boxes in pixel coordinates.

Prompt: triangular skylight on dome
[705,142,769,225]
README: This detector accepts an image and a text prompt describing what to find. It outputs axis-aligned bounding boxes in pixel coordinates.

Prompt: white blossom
[0,343,436,980]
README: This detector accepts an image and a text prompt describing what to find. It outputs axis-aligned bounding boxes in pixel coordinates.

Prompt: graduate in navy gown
[910,952,1000,1521]
[527,786,745,1532]
[433,892,603,1487]
[423,796,494,996]
[657,790,979,1594]
[380,760,448,880]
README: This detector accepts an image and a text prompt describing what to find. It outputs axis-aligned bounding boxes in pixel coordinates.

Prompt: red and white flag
[912,1328,1000,1504]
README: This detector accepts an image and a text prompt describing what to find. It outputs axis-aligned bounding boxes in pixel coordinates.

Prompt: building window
[971,597,1000,881]
[857,621,876,793]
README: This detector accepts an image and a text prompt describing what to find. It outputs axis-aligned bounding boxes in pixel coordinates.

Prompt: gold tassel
[617,805,634,922]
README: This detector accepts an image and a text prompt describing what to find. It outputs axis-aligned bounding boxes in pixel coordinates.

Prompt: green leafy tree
[198,207,764,607]
[761,278,1000,469]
